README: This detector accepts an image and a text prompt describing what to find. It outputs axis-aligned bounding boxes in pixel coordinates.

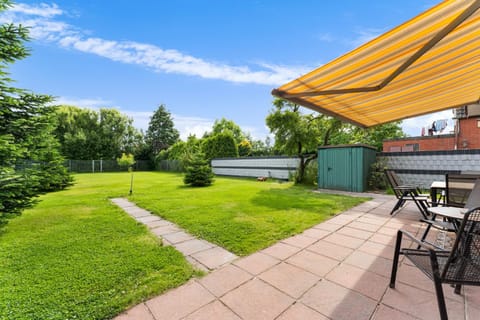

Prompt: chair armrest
[398,229,448,252]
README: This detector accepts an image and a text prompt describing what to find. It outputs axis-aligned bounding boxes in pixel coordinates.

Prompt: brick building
[383,104,480,152]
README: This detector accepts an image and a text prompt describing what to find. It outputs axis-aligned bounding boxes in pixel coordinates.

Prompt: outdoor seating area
[115,193,479,320]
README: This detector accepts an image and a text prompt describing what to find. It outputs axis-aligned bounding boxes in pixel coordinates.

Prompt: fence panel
[156,160,184,172]
[66,160,153,173]
[378,149,480,188]
[211,156,299,180]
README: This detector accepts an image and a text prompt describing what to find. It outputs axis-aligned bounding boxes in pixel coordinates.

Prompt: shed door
[324,148,352,191]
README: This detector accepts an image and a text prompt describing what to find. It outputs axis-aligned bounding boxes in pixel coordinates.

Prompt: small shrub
[184,153,214,187]
[302,160,318,186]
[368,158,388,190]
[117,153,135,170]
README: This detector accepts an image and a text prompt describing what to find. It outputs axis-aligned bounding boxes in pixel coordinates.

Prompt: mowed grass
[0,173,195,320]
[128,172,368,255]
[0,172,368,319]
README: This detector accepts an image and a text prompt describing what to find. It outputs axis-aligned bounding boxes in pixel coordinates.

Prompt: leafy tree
[183,153,214,187]
[209,118,245,144]
[1,0,72,225]
[250,136,274,156]
[266,99,338,183]
[53,105,142,160]
[350,122,406,150]
[202,133,238,161]
[238,139,252,157]
[164,135,201,163]
[266,99,405,183]
[117,153,135,194]
[146,104,179,154]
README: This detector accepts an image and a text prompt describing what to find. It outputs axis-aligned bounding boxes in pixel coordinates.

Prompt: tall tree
[146,104,179,154]
[0,0,71,224]
[266,99,341,183]
[266,99,405,183]
[209,118,245,144]
[53,105,142,159]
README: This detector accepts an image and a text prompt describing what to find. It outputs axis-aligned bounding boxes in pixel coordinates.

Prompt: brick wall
[383,135,455,152]
[383,117,480,152]
[458,117,480,149]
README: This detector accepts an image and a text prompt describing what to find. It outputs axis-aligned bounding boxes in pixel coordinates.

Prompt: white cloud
[1,3,308,86]
[10,3,62,18]
[173,115,214,140]
[51,96,112,108]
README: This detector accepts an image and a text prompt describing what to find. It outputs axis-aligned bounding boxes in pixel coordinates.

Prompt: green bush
[184,153,214,187]
[301,160,318,186]
[202,133,238,160]
[368,158,388,190]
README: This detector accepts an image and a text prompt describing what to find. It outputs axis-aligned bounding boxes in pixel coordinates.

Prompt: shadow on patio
[115,193,479,320]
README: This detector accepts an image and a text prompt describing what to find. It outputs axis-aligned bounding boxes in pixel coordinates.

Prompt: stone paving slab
[114,194,478,320]
[110,198,238,272]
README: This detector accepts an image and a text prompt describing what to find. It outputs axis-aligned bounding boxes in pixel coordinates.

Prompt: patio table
[430,181,446,207]
[419,206,467,249]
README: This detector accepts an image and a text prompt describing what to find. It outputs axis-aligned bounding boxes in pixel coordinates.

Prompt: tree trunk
[296,153,317,184]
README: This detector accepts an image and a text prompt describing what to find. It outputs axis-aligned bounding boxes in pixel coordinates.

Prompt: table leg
[431,188,438,207]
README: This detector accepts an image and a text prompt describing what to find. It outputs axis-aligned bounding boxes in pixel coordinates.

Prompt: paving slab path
[111,198,238,271]
[113,194,479,320]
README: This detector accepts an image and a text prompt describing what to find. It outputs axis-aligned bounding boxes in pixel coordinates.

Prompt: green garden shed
[317,144,377,192]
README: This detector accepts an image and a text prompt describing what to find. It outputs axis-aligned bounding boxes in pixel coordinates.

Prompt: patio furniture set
[385,170,480,320]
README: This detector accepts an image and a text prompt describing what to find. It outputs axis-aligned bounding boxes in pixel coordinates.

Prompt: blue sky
[1,0,454,140]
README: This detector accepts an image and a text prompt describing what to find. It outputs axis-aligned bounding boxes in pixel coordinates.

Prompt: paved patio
[115,193,479,320]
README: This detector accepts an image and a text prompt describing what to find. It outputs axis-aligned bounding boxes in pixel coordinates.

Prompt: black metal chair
[390,206,480,320]
[446,173,480,208]
[420,178,480,248]
[385,169,430,219]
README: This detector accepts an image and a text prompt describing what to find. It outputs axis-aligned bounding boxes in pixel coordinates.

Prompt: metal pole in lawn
[129,166,134,195]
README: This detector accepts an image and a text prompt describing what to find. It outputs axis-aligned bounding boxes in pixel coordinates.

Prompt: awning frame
[272,0,480,100]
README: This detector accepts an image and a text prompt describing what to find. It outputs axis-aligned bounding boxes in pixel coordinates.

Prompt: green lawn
[128,172,367,255]
[0,172,368,319]
[0,173,195,320]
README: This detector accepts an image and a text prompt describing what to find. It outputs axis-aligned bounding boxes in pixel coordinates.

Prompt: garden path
[111,198,237,271]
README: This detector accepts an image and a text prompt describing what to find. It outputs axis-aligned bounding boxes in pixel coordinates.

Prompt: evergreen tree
[0,0,72,225]
[146,104,180,155]
[183,153,214,187]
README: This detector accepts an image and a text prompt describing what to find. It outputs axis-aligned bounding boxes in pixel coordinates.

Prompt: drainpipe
[454,118,459,150]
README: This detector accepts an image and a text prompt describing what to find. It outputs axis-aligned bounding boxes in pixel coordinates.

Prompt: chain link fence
[156,160,184,172]
[65,160,153,173]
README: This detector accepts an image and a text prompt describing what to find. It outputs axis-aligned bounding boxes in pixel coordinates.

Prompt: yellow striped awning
[272,0,480,128]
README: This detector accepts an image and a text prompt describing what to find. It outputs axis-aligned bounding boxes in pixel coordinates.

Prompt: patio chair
[420,179,480,248]
[446,173,480,208]
[385,169,430,219]
[390,206,480,320]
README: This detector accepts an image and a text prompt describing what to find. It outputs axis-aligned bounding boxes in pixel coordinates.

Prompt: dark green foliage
[53,105,143,160]
[0,0,72,226]
[202,133,238,160]
[368,158,388,190]
[184,153,214,187]
[146,104,180,155]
